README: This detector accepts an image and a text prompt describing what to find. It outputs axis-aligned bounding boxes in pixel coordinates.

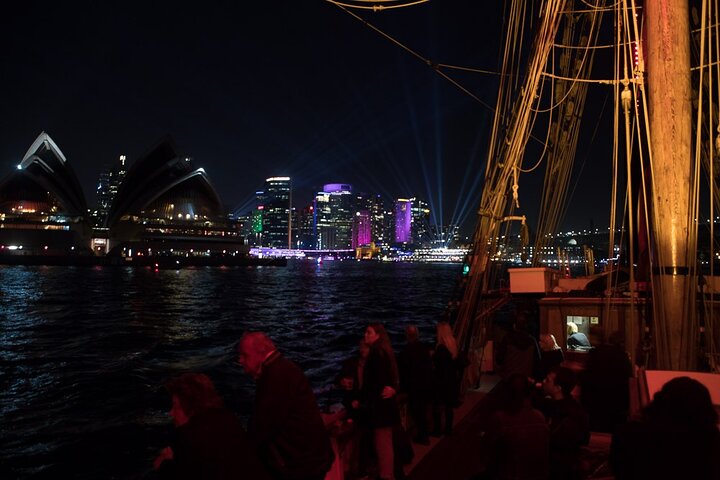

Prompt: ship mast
[645,0,698,370]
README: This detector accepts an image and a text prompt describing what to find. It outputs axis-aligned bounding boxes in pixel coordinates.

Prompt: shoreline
[0,254,287,267]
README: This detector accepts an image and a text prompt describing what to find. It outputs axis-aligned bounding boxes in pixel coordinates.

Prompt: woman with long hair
[362,323,401,480]
[432,321,461,436]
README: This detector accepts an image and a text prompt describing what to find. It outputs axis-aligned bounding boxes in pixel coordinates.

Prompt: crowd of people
[152,322,467,480]
[477,314,720,480]
[150,318,720,480]
[334,321,467,480]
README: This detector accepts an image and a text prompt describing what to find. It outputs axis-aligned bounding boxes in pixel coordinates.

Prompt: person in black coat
[362,323,401,480]
[238,332,334,480]
[337,340,372,478]
[398,325,433,444]
[154,372,271,480]
[432,321,462,436]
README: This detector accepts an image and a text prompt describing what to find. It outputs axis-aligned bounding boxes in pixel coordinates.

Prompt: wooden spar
[645,0,697,370]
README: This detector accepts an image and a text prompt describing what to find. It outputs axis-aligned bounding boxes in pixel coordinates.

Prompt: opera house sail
[0,132,91,255]
[105,138,246,259]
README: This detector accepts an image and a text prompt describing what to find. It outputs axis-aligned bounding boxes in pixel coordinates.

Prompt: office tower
[352,210,372,248]
[259,177,291,249]
[293,204,315,250]
[411,198,431,246]
[95,154,127,227]
[313,183,353,250]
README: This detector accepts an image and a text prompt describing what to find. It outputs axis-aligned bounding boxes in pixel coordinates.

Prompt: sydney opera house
[0,132,252,265]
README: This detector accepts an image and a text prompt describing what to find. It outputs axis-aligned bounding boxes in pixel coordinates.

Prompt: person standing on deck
[495,312,540,382]
[398,325,433,445]
[237,332,334,480]
[362,323,401,480]
[431,321,462,436]
[337,339,372,479]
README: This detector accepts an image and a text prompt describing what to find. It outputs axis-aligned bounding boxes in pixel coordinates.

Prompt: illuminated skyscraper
[411,199,431,245]
[313,183,353,250]
[260,177,291,248]
[95,154,127,227]
[394,198,412,244]
[352,210,372,248]
[293,204,315,249]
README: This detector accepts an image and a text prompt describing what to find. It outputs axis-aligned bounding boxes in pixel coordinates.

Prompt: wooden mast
[645,0,697,370]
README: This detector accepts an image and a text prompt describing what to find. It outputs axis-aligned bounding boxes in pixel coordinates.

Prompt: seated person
[538,366,590,480]
[479,374,550,479]
[566,323,591,350]
[610,376,720,479]
[535,334,564,383]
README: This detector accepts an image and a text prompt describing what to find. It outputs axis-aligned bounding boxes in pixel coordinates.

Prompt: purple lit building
[352,210,372,248]
[395,199,412,244]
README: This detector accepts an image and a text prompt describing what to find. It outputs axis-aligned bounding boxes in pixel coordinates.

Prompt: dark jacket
[433,344,461,406]
[496,330,540,380]
[580,344,632,432]
[611,420,720,479]
[249,351,334,480]
[362,344,400,428]
[158,407,272,480]
[542,397,590,480]
[337,355,368,424]
[398,339,433,399]
[481,404,550,480]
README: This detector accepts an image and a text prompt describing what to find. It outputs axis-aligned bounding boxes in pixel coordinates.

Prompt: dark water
[0,260,461,479]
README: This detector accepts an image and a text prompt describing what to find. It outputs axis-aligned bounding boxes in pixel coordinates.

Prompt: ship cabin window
[565,315,596,351]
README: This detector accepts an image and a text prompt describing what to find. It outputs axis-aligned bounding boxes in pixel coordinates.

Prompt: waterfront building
[106,138,244,257]
[233,214,254,246]
[0,132,92,254]
[259,176,291,249]
[313,183,354,250]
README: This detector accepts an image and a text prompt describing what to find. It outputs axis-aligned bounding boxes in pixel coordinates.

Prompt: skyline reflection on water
[0,260,461,479]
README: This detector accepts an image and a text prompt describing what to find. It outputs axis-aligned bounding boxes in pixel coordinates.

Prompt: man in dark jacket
[238,332,334,480]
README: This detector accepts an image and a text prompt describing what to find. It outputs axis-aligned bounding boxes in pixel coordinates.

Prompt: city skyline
[0,1,615,237]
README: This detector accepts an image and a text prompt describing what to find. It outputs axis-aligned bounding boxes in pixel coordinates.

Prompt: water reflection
[0,261,460,478]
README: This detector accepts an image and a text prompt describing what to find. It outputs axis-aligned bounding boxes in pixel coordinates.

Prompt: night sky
[0,1,613,236]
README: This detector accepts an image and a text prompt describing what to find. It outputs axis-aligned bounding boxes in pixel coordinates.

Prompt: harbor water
[0,260,461,479]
